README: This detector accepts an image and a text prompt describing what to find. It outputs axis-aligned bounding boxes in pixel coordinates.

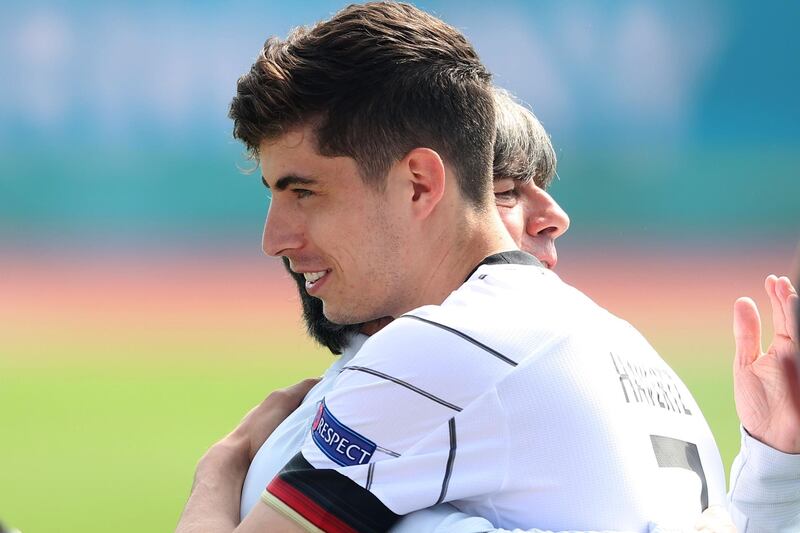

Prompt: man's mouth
[303,269,330,290]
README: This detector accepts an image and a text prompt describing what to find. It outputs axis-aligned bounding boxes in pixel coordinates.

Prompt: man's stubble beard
[323,203,407,326]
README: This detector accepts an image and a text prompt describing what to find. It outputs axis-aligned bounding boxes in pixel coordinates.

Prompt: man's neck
[397,207,517,316]
[359,317,394,336]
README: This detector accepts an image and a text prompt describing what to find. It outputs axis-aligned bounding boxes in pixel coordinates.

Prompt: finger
[777,276,799,343]
[295,376,322,390]
[766,274,788,339]
[781,275,799,298]
[256,378,321,414]
[734,297,762,369]
[286,377,321,401]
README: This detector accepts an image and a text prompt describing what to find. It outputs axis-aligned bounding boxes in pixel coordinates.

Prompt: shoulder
[355,263,623,372]
[334,312,514,420]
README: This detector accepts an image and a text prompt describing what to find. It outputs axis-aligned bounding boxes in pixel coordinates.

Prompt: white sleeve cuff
[728,426,800,533]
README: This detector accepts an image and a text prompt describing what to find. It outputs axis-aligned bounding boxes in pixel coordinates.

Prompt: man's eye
[293,189,313,199]
[494,189,519,203]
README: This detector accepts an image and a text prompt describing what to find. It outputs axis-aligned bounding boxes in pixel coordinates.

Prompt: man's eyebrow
[261,175,317,191]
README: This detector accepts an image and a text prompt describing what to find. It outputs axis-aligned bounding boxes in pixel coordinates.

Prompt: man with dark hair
[270,84,563,361]
[236,89,743,533]
[237,88,572,529]
[184,55,794,529]
[179,4,727,532]
[240,96,800,533]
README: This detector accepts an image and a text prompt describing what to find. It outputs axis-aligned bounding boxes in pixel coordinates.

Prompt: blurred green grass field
[0,348,333,532]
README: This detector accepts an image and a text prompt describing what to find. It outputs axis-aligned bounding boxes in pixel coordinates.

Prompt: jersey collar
[464,250,543,282]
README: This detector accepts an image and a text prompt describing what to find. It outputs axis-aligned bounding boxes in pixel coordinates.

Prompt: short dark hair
[282,257,361,355]
[492,87,557,189]
[230,2,496,206]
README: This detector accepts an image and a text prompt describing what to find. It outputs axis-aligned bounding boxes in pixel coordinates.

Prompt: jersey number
[650,435,708,510]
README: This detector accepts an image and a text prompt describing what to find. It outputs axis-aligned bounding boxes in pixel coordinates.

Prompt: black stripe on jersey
[341,365,462,412]
[365,462,375,491]
[376,445,400,458]
[401,314,518,367]
[274,452,401,533]
[435,417,457,505]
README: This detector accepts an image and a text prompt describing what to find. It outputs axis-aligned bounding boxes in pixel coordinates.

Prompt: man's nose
[525,189,570,240]
[261,200,304,257]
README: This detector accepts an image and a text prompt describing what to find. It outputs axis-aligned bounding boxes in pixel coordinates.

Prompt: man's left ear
[404,147,446,220]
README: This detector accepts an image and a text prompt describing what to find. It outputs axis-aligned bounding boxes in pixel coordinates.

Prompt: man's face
[260,125,409,325]
[493,178,570,269]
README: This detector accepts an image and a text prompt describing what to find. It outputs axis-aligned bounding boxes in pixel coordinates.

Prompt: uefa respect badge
[312,400,376,467]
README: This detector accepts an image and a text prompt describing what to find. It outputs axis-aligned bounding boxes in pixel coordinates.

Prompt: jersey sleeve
[260,314,515,532]
[728,426,800,533]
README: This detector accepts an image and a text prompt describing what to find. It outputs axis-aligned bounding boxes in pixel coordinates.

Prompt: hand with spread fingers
[733,275,800,454]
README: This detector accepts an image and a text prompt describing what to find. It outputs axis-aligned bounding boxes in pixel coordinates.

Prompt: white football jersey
[262,252,726,533]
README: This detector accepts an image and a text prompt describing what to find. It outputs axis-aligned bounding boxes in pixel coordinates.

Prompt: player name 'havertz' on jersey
[262,251,726,533]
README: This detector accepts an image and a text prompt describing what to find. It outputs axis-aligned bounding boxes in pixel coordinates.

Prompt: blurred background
[1,1,798,531]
